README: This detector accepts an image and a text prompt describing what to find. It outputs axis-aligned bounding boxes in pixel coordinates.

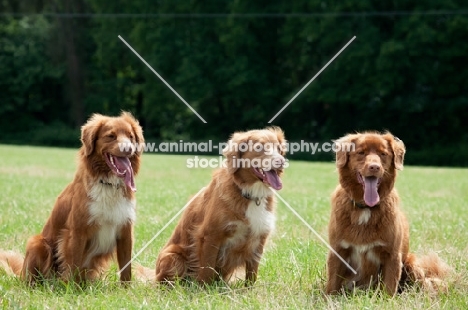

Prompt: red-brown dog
[0,112,143,284]
[326,132,449,295]
[150,127,286,285]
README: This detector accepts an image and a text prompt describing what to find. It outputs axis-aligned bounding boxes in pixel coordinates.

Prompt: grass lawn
[0,144,467,309]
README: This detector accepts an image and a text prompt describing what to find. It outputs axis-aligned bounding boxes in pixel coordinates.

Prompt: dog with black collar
[325,131,449,295]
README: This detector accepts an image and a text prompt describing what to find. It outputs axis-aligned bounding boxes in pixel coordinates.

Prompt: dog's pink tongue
[114,157,136,192]
[363,176,379,207]
[264,170,282,190]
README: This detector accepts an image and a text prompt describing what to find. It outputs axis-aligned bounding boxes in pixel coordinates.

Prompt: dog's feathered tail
[403,252,451,293]
[0,250,24,276]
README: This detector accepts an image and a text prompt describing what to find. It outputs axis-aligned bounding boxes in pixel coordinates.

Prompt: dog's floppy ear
[81,114,105,156]
[334,134,357,168]
[121,111,145,155]
[386,133,405,170]
[267,126,287,156]
[222,131,247,174]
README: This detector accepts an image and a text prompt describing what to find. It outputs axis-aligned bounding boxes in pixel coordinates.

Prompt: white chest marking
[340,240,385,271]
[85,178,136,266]
[224,200,276,248]
[358,208,372,225]
[218,191,276,266]
[245,199,276,237]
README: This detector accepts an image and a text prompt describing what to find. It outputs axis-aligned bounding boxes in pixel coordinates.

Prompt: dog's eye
[107,134,116,139]
[381,152,387,156]
[129,134,134,140]
[357,151,365,155]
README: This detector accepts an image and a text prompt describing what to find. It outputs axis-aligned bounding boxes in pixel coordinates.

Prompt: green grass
[0,144,467,309]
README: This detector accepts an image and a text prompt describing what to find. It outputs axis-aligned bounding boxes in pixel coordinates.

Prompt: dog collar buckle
[242,192,262,206]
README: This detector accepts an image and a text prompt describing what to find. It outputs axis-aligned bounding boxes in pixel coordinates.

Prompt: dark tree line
[1,1,467,166]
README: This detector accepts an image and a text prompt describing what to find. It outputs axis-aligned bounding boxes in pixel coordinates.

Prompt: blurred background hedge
[1,1,467,166]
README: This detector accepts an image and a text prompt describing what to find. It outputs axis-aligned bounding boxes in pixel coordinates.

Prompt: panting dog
[326,132,450,295]
[144,127,287,285]
[0,112,144,284]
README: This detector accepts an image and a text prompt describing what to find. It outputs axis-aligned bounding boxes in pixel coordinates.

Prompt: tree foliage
[0,1,467,165]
